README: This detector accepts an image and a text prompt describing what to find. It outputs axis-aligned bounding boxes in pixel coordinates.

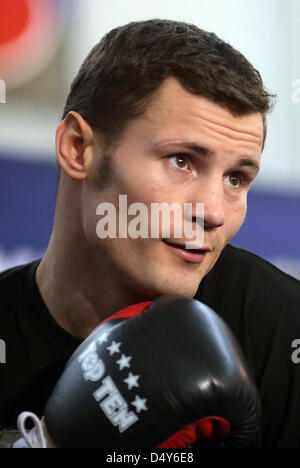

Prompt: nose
[193,179,225,231]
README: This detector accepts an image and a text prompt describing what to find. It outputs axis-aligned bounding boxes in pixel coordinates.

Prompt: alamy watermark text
[95,196,204,248]
[292,79,300,104]
[0,339,6,364]
[0,79,6,104]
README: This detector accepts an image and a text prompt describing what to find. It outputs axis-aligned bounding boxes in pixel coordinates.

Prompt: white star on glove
[97,331,110,344]
[131,395,148,413]
[107,341,121,355]
[124,373,140,390]
[116,354,132,370]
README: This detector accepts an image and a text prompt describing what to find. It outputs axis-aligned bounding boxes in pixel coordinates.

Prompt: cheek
[81,184,119,245]
[115,154,174,202]
[225,198,247,239]
[124,175,179,211]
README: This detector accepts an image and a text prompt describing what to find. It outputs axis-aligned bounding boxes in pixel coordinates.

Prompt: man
[1,19,300,447]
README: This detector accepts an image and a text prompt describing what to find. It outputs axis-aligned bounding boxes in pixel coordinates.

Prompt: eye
[168,154,190,172]
[225,172,249,189]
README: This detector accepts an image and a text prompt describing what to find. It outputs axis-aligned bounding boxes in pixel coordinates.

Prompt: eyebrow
[153,141,260,173]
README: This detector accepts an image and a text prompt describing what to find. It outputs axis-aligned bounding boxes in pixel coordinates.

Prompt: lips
[162,239,211,264]
[163,239,212,252]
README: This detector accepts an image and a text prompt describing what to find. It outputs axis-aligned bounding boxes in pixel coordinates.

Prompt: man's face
[82,77,264,299]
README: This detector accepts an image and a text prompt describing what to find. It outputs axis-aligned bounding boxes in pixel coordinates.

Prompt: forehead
[140,77,264,151]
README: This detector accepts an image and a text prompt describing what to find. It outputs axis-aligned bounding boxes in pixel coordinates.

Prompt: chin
[132,281,195,302]
[127,265,201,301]
[156,283,199,300]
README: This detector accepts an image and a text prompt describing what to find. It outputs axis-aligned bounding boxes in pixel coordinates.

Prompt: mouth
[162,239,211,264]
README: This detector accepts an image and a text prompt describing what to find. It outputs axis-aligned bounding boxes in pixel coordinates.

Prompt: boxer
[3,19,299,448]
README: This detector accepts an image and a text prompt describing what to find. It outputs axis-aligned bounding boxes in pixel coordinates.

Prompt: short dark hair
[60,19,275,174]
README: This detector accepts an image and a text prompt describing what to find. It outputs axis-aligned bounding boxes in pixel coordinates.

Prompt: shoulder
[218,243,298,280]
[196,243,300,354]
[203,243,300,303]
[0,263,29,288]
[0,261,40,308]
[0,263,30,282]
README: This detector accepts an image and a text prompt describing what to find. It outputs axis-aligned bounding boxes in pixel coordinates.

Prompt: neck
[36,230,148,339]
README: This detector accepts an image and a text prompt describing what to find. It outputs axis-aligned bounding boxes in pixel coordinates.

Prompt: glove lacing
[16,412,47,448]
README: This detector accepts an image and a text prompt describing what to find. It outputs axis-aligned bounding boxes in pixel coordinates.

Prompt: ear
[56,111,95,180]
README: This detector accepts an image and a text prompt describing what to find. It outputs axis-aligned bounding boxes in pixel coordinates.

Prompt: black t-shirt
[0,243,300,448]
[0,261,82,430]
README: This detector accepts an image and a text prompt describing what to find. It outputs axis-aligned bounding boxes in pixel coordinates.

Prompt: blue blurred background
[0,0,300,278]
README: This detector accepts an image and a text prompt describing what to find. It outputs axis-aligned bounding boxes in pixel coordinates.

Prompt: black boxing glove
[41,295,260,448]
[89,301,232,448]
